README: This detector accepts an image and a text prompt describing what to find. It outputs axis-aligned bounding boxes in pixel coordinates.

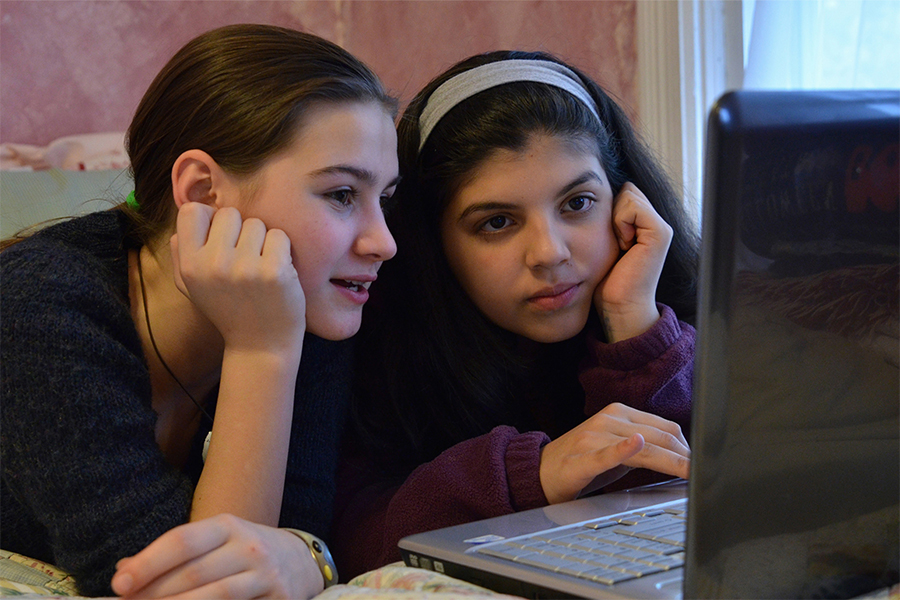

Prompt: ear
[171,149,236,209]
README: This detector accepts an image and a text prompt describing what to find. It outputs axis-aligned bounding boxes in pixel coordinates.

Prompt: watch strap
[283,528,339,588]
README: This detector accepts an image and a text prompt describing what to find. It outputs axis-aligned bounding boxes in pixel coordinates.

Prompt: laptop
[398,90,900,599]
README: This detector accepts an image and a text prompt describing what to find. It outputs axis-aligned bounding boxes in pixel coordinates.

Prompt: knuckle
[660,431,680,450]
[266,227,289,243]
[182,562,206,588]
[243,216,265,230]
[661,222,674,241]
[220,578,242,599]
[214,512,242,531]
[217,206,241,221]
[602,402,626,416]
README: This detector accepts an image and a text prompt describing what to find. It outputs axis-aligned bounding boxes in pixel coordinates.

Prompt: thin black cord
[137,249,214,425]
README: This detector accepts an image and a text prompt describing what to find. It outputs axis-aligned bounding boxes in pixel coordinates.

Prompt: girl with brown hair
[1,24,398,598]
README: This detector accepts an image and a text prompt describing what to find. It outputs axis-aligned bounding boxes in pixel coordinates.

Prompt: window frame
[636,0,744,223]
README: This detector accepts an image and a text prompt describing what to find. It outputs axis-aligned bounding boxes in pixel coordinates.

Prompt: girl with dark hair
[1,24,398,598]
[333,51,699,576]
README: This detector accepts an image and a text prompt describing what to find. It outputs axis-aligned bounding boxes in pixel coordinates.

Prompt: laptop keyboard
[474,500,687,586]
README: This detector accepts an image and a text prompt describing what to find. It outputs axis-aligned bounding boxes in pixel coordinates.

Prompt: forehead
[290,100,395,155]
[237,101,397,202]
[453,133,603,199]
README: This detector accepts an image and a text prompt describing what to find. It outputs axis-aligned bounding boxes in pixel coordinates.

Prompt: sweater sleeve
[578,304,695,490]
[0,239,195,596]
[579,304,694,428]
[278,335,352,540]
[331,426,550,579]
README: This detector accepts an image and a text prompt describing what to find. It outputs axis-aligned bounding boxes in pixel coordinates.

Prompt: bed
[0,549,520,599]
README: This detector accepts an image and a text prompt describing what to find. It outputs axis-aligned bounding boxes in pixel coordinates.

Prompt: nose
[525,217,570,270]
[354,204,397,261]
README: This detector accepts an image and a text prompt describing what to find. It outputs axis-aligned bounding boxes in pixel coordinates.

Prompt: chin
[517,314,589,344]
[518,323,584,344]
[523,329,579,344]
[305,318,362,341]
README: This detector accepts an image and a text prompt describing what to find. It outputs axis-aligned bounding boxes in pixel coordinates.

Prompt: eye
[380,192,397,214]
[563,196,594,213]
[481,215,512,232]
[326,188,354,206]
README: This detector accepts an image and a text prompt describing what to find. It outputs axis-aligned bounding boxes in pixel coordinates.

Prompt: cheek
[452,248,520,319]
[446,243,503,303]
[580,221,620,281]
[288,229,335,285]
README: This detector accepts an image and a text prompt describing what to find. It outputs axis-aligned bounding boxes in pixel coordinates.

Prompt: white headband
[417,59,600,152]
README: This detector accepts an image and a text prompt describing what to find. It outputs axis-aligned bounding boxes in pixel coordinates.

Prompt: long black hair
[351,50,699,473]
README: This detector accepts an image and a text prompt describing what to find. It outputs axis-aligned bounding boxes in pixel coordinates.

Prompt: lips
[330,276,375,305]
[527,283,580,311]
[330,279,372,293]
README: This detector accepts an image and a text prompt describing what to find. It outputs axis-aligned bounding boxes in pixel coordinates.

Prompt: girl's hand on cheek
[594,182,673,342]
[539,403,690,505]
[111,515,324,600]
[170,203,306,356]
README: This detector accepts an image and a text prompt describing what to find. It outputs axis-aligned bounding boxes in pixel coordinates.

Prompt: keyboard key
[583,555,630,570]
[577,531,636,546]
[615,562,666,577]
[584,520,617,530]
[540,545,585,559]
[563,550,604,563]
[477,545,535,560]
[531,530,583,543]
[564,539,598,552]
[555,562,597,577]
[616,537,659,551]
[578,567,637,585]
[613,514,685,537]
[514,540,556,553]
[616,515,653,526]
[611,548,658,562]
[517,553,576,571]
[655,530,685,546]
[641,541,684,555]
[633,523,687,543]
[646,554,685,570]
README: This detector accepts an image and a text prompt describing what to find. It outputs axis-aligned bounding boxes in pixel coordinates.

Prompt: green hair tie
[125,190,139,210]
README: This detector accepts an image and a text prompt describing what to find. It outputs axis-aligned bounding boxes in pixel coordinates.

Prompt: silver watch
[283,528,338,588]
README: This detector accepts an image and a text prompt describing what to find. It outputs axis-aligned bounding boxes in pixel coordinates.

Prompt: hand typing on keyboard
[538,403,690,504]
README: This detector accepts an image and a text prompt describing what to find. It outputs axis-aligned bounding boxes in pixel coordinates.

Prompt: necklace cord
[136,250,214,424]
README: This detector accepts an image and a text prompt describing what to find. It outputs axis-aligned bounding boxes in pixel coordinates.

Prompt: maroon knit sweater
[332,305,694,578]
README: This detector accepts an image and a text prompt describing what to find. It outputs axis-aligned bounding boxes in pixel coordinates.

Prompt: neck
[129,245,223,413]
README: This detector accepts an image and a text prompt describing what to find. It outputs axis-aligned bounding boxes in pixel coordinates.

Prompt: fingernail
[112,572,133,595]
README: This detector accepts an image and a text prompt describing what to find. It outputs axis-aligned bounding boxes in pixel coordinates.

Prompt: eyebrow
[456,170,605,222]
[309,164,401,189]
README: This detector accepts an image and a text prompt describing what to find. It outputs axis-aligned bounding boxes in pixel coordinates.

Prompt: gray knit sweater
[1,210,350,596]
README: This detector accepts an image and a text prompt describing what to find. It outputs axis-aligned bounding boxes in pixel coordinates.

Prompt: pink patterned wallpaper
[0,0,636,145]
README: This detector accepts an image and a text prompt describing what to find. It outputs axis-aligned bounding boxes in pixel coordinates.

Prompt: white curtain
[743,0,900,90]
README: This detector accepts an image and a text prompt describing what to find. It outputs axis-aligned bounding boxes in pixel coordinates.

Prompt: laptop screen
[688,90,899,599]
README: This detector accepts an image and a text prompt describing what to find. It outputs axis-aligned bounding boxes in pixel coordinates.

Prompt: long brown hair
[124,23,396,246]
